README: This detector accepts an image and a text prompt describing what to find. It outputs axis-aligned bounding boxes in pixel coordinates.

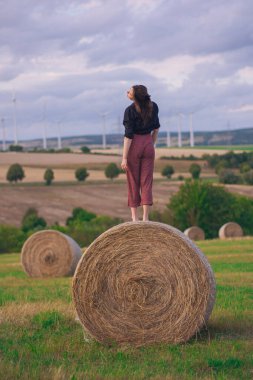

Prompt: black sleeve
[123,107,134,139]
[153,102,160,130]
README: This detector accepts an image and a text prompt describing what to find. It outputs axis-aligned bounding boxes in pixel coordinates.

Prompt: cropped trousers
[126,133,155,207]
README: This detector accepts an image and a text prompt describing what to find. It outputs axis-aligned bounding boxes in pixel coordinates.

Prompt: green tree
[189,163,201,179]
[66,207,96,226]
[81,146,91,154]
[105,163,120,180]
[215,159,230,175]
[240,162,251,173]
[0,225,27,253]
[6,163,25,183]
[243,170,253,185]
[44,168,54,185]
[75,167,89,181]
[9,144,23,152]
[168,179,235,238]
[21,208,47,233]
[162,165,174,179]
[218,169,241,184]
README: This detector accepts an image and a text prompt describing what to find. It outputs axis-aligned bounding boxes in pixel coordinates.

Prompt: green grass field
[186,145,253,151]
[0,238,252,380]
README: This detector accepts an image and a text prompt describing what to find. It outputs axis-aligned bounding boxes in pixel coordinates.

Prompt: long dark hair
[133,85,153,126]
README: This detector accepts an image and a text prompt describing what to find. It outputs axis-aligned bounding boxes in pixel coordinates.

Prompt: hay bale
[184,226,205,241]
[72,221,215,346]
[21,230,82,277]
[219,222,243,239]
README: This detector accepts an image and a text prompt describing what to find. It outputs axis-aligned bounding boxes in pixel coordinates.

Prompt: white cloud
[228,104,253,113]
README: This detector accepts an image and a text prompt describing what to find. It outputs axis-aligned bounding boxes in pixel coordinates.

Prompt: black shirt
[123,101,160,139]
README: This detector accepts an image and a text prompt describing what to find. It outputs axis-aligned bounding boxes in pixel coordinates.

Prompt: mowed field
[0,238,252,379]
[0,150,253,226]
[1,181,253,227]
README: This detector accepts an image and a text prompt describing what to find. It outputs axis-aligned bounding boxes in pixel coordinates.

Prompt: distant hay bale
[219,222,243,239]
[72,221,216,346]
[184,226,205,241]
[21,230,82,277]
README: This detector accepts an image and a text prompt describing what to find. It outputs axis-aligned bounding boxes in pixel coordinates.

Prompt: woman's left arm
[151,129,159,145]
[121,137,132,171]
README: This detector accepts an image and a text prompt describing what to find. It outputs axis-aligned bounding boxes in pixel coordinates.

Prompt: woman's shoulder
[151,101,159,112]
[124,103,136,117]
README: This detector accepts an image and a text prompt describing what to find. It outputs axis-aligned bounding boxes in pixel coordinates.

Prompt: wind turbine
[189,112,195,147]
[98,111,110,149]
[166,120,171,147]
[57,119,63,150]
[42,101,47,150]
[1,116,8,151]
[12,89,18,145]
[177,113,183,147]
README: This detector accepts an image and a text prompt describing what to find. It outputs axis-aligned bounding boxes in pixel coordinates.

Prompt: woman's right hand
[121,158,128,171]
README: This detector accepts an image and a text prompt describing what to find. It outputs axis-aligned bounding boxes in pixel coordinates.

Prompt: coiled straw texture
[21,230,82,277]
[184,226,205,241]
[219,222,243,239]
[73,221,216,346]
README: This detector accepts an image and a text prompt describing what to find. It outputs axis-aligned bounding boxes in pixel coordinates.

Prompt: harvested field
[0,181,252,228]
[0,152,121,167]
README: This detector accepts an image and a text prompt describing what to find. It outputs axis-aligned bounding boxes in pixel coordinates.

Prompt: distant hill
[2,127,253,149]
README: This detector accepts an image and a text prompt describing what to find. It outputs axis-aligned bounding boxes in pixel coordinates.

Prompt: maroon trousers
[126,133,155,207]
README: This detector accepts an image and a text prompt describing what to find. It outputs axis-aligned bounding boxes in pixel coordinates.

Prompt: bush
[165,179,253,238]
[21,208,47,233]
[58,147,71,153]
[0,225,27,253]
[149,208,174,224]
[215,159,230,175]
[240,162,251,173]
[243,170,253,185]
[6,163,25,183]
[178,175,184,181]
[67,215,123,247]
[75,167,89,181]
[44,168,54,185]
[205,150,253,169]
[9,144,23,152]
[218,169,241,184]
[66,207,96,226]
[81,146,91,154]
[189,163,201,179]
[167,180,234,238]
[105,163,120,180]
[162,165,174,179]
[231,194,253,235]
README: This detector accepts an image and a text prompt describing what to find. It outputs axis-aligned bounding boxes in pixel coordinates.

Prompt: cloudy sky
[1,0,253,141]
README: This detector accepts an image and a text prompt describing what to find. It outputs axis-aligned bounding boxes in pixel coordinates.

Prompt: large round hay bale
[184,226,205,241]
[219,222,243,239]
[21,230,82,277]
[72,221,215,346]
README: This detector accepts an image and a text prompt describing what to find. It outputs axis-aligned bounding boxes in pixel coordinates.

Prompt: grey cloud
[0,0,253,139]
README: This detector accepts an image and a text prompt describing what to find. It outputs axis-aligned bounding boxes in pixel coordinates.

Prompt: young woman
[121,85,160,221]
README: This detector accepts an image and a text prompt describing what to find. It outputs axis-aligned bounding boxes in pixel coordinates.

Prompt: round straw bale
[72,221,215,346]
[21,230,82,277]
[184,226,205,241]
[219,222,243,239]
